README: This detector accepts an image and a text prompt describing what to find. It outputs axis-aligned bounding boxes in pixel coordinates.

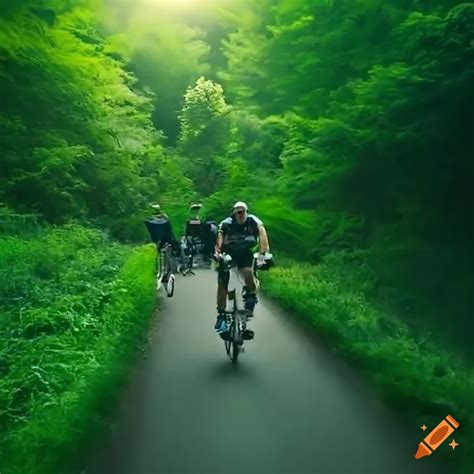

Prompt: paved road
[87,269,445,474]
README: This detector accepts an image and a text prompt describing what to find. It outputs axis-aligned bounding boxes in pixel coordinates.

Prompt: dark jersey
[218,214,262,253]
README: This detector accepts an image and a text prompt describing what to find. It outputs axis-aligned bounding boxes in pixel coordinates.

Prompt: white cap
[233,201,248,211]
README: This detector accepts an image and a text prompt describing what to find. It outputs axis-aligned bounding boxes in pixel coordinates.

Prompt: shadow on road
[207,358,260,381]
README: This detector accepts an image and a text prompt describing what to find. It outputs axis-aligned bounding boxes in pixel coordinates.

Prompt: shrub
[0,226,156,474]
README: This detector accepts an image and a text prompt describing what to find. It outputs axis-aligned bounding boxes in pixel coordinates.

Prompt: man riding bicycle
[144,204,180,281]
[184,203,218,264]
[214,201,271,334]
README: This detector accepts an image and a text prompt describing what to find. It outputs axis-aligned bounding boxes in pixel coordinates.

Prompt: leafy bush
[260,255,474,472]
[0,226,156,474]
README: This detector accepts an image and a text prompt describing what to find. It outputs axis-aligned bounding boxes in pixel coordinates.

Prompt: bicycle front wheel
[224,337,232,358]
[230,318,240,364]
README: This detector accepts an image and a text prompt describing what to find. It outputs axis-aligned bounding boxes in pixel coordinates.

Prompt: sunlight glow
[135,0,208,14]
[146,0,201,6]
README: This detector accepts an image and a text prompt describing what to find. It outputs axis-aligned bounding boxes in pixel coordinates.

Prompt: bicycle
[156,242,175,297]
[186,235,211,268]
[177,237,195,276]
[216,252,273,364]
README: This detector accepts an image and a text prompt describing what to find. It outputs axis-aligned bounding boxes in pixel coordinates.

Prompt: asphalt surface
[87,269,446,474]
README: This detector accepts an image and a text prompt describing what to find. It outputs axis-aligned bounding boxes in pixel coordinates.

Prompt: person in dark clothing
[185,203,204,241]
[144,205,177,248]
[144,204,180,280]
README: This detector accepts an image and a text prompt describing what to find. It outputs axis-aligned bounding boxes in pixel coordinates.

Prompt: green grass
[0,225,157,474]
[260,252,474,473]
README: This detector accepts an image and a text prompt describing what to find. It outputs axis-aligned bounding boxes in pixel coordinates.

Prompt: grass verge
[260,252,474,473]
[0,225,156,474]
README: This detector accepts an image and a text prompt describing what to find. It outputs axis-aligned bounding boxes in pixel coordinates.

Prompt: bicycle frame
[156,243,175,297]
[185,235,213,268]
[178,238,194,276]
[221,262,256,364]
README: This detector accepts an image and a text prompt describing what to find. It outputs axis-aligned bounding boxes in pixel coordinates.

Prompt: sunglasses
[235,209,246,215]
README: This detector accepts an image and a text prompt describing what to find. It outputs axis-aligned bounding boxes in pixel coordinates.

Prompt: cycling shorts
[225,248,254,269]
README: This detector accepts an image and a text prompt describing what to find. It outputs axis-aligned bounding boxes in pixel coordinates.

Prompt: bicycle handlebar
[215,251,274,272]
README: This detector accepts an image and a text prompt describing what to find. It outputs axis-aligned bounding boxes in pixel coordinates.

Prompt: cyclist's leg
[236,255,256,340]
[238,251,258,315]
[215,269,229,333]
[169,241,179,274]
[217,270,228,313]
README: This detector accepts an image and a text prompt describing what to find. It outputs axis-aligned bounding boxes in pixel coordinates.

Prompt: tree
[178,77,231,196]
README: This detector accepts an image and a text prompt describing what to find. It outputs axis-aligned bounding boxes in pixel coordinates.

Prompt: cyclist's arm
[215,232,223,253]
[249,214,269,253]
[258,224,270,253]
[215,218,231,253]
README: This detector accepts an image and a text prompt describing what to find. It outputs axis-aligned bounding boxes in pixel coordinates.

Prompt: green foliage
[178,77,232,196]
[103,2,210,142]
[0,226,156,474]
[0,5,168,238]
[260,257,474,472]
[1,0,473,471]
[179,77,230,142]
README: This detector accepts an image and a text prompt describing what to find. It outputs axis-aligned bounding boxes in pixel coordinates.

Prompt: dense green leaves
[0,225,156,474]
[1,0,473,471]
[0,5,164,237]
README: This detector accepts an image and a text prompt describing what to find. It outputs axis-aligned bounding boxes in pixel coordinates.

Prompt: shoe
[214,313,228,334]
[243,293,258,317]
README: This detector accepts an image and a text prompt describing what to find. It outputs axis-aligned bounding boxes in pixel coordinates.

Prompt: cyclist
[214,201,271,334]
[184,202,203,251]
[144,204,180,281]
[185,203,218,265]
[185,203,203,231]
